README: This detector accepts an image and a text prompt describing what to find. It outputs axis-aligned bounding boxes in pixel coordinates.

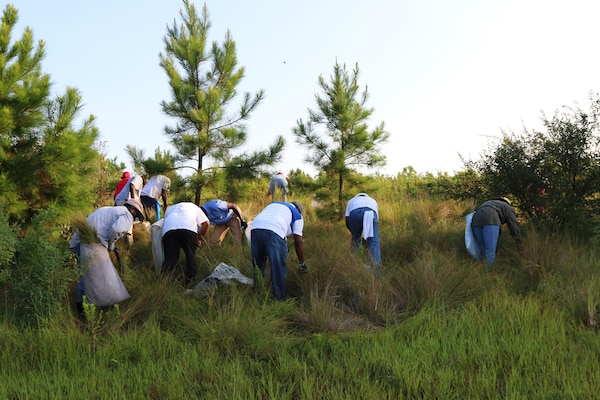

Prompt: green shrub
[8,208,74,322]
[0,208,18,284]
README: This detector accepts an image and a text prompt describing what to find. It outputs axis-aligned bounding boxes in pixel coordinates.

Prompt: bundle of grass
[71,213,99,244]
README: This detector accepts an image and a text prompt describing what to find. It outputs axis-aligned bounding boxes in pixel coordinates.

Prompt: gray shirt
[472,199,521,241]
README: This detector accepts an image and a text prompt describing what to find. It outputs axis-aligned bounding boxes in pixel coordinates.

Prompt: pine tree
[0,4,50,218]
[160,1,283,204]
[0,5,101,223]
[292,61,390,212]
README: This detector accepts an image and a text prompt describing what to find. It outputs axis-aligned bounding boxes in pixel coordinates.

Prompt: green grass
[2,196,600,398]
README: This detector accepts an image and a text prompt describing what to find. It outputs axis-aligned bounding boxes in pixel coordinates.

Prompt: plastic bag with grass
[151,219,165,273]
[465,212,482,260]
[80,243,130,307]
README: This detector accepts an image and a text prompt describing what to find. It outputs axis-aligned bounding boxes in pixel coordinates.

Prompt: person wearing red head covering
[114,171,131,199]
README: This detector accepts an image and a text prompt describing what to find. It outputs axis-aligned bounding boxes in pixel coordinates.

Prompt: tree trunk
[338,172,344,221]
[195,153,203,205]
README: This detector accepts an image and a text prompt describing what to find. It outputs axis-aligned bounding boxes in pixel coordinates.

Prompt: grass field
[1,195,599,398]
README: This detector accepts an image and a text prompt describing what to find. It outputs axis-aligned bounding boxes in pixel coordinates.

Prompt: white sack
[465,212,482,260]
[80,243,130,307]
[151,219,165,273]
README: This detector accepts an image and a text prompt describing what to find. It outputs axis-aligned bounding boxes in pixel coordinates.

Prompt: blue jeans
[251,229,288,300]
[471,225,500,265]
[141,195,162,220]
[348,208,381,269]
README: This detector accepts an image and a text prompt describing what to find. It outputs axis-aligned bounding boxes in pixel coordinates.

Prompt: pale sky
[8,0,600,176]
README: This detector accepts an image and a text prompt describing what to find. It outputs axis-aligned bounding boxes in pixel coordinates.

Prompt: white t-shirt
[251,203,303,239]
[345,193,379,216]
[161,202,209,236]
[114,175,144,202]
[69,206,134,248]
[141,175,171,200]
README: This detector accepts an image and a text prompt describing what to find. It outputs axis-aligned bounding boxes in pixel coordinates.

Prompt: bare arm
[293,234,304,264]
[228,202,244,222]
[197,221,209,245]
[161,189,168,209]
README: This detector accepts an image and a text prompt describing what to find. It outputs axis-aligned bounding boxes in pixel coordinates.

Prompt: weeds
[2,197,600,397]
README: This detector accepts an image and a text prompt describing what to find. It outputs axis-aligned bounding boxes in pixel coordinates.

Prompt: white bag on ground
[151,219,165,273]
[465,212,482,260]
[80,243,130,307]
[186,262,253,295]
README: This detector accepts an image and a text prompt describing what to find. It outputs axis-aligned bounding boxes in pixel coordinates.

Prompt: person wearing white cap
[141,174,171,220]
[471,197,521,266]
[345,193,381,270]
[250,201,305,300]
[69,198,145,311]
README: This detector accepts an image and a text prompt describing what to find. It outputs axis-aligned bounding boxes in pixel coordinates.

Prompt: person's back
[70,206,134,249]
[162,202,207,235]
[471,197,521,266]
[113,172,130,199]
[141,175,171,220]
[141,175,171,200]
[472,199,520,239]
[252,202,303,239]
[114,175,143,205]
[201,200,233,225]
[345,193,378,216]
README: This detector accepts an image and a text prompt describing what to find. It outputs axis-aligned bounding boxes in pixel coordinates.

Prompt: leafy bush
[471,93,600,235]
[8,208,74,322]
[0,209,18,284]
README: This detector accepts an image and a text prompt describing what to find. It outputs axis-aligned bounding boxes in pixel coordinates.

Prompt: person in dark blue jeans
[250,202,305,300]
[345,193,381,270]
[471,197,522,267]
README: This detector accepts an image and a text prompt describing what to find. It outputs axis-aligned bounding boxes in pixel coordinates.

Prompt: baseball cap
[125,198,145,221]
[290,201,303,214]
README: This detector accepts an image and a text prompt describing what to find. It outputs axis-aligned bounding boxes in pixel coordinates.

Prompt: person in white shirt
[161,202,209,285]
[345,193,381,270]
[140,175,171,220]
[114,175,144,206]
[69,199,145,309]
[250,201,305,300]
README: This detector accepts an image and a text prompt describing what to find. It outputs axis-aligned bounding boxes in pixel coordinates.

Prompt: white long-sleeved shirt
[69,206,134,248]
